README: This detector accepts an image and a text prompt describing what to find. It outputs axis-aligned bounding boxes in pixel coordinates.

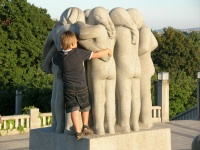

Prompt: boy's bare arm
[91,49,112,59]
[78,40,111,62]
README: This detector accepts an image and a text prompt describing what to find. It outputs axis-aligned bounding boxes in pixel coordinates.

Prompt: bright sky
[27,0,200,30]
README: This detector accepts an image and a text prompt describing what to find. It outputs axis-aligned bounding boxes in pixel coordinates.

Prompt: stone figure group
[42,6,158,135]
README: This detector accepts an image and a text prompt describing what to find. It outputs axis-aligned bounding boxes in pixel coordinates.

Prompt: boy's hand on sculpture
[107,49,112,57]
[92,48,112,59]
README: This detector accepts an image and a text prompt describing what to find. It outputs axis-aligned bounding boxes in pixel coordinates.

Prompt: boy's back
[53,48,92,88]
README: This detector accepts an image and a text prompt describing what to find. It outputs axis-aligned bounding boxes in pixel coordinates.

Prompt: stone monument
[30,6,171,150]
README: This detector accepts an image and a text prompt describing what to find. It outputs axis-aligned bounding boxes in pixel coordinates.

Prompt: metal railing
[170,106,198,120]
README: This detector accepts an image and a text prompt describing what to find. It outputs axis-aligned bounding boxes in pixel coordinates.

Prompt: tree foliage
[0,0,54,115]
[152,27,200,117]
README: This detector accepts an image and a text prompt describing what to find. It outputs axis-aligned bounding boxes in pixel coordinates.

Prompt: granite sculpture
[42,6,158,135]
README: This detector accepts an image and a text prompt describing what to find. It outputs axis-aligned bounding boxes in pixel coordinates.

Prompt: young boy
[53,31,112,140]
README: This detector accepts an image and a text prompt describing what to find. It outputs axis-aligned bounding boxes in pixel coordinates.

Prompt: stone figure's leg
[139,75,153,129]
[51,64,57,131]
[65,113,73,131]
[130,78,140,131]
[92,79,106,135]
[117,77,131,132]
[86,62,94,127]
[55,67,65,133]
[105,79,116,134]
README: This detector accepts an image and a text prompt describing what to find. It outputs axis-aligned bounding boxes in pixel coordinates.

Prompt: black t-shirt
[53,48,92,87]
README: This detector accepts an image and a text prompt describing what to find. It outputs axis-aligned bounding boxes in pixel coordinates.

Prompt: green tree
[152,27,200,117]
[0,0,54,115]
[169,71,196,117]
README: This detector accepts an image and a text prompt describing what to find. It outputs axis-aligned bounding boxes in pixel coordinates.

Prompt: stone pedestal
[29,126,171,150]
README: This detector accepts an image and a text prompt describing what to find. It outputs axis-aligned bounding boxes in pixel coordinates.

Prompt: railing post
[157,72,169,122]
[15,90,22,115]
[197,71,200,119]
[29,108,40,129]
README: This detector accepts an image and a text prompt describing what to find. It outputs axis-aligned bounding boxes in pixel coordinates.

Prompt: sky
[27,0,200,30]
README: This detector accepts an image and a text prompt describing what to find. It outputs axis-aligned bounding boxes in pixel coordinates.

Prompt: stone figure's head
[88,7,116,38]
[84,9,91,24]
[110,7,138,44]
[127,8,144,29]
[109,7,136,30]
[59,7,85,24]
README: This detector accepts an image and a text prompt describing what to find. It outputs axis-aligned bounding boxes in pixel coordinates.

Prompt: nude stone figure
[42,7,86,133]
[127,8,158,129]
[109,7,141,132]
[77,7,116,135]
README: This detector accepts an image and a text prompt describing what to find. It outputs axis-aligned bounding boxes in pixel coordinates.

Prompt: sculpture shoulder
[55,24,70,34]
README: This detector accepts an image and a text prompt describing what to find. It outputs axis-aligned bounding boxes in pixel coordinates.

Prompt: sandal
[82,125,94,135]
[76,132,85,140]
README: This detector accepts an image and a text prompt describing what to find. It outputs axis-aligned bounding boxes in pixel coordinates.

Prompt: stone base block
[29,127,171,150]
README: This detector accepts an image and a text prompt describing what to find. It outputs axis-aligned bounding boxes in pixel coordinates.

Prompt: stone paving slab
[0,133,29,150]
[0,120,199,150]
[154,120,200,150]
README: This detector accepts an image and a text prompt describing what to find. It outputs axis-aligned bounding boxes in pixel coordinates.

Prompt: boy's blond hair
[60,31,77,50]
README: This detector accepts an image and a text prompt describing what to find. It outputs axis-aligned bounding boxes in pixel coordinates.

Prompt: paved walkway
[0,133,29,150]
[0,120,199,150]
[154,120,200,150]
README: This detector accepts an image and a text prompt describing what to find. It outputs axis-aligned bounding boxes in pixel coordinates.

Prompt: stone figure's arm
[75,22,104,39]
[42,44,57,74]
[123,21,138,45]
[138,28,152,56]
[138,27,158,56]
[78,39,110,62]
[149,32,158,52]
[43,32,54,60]
[95,17,116,39]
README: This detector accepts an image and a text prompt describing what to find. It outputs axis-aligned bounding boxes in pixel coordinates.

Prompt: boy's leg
[71,110,81,133]
[81,111,94,135]
[81,111,89,126]
[71,110,86,140]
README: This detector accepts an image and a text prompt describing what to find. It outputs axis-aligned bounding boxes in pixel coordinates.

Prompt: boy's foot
[82,125,94,135]
[76,132,85,140]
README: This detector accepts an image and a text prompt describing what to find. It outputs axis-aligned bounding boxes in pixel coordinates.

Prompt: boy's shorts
[64,86,91,113]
